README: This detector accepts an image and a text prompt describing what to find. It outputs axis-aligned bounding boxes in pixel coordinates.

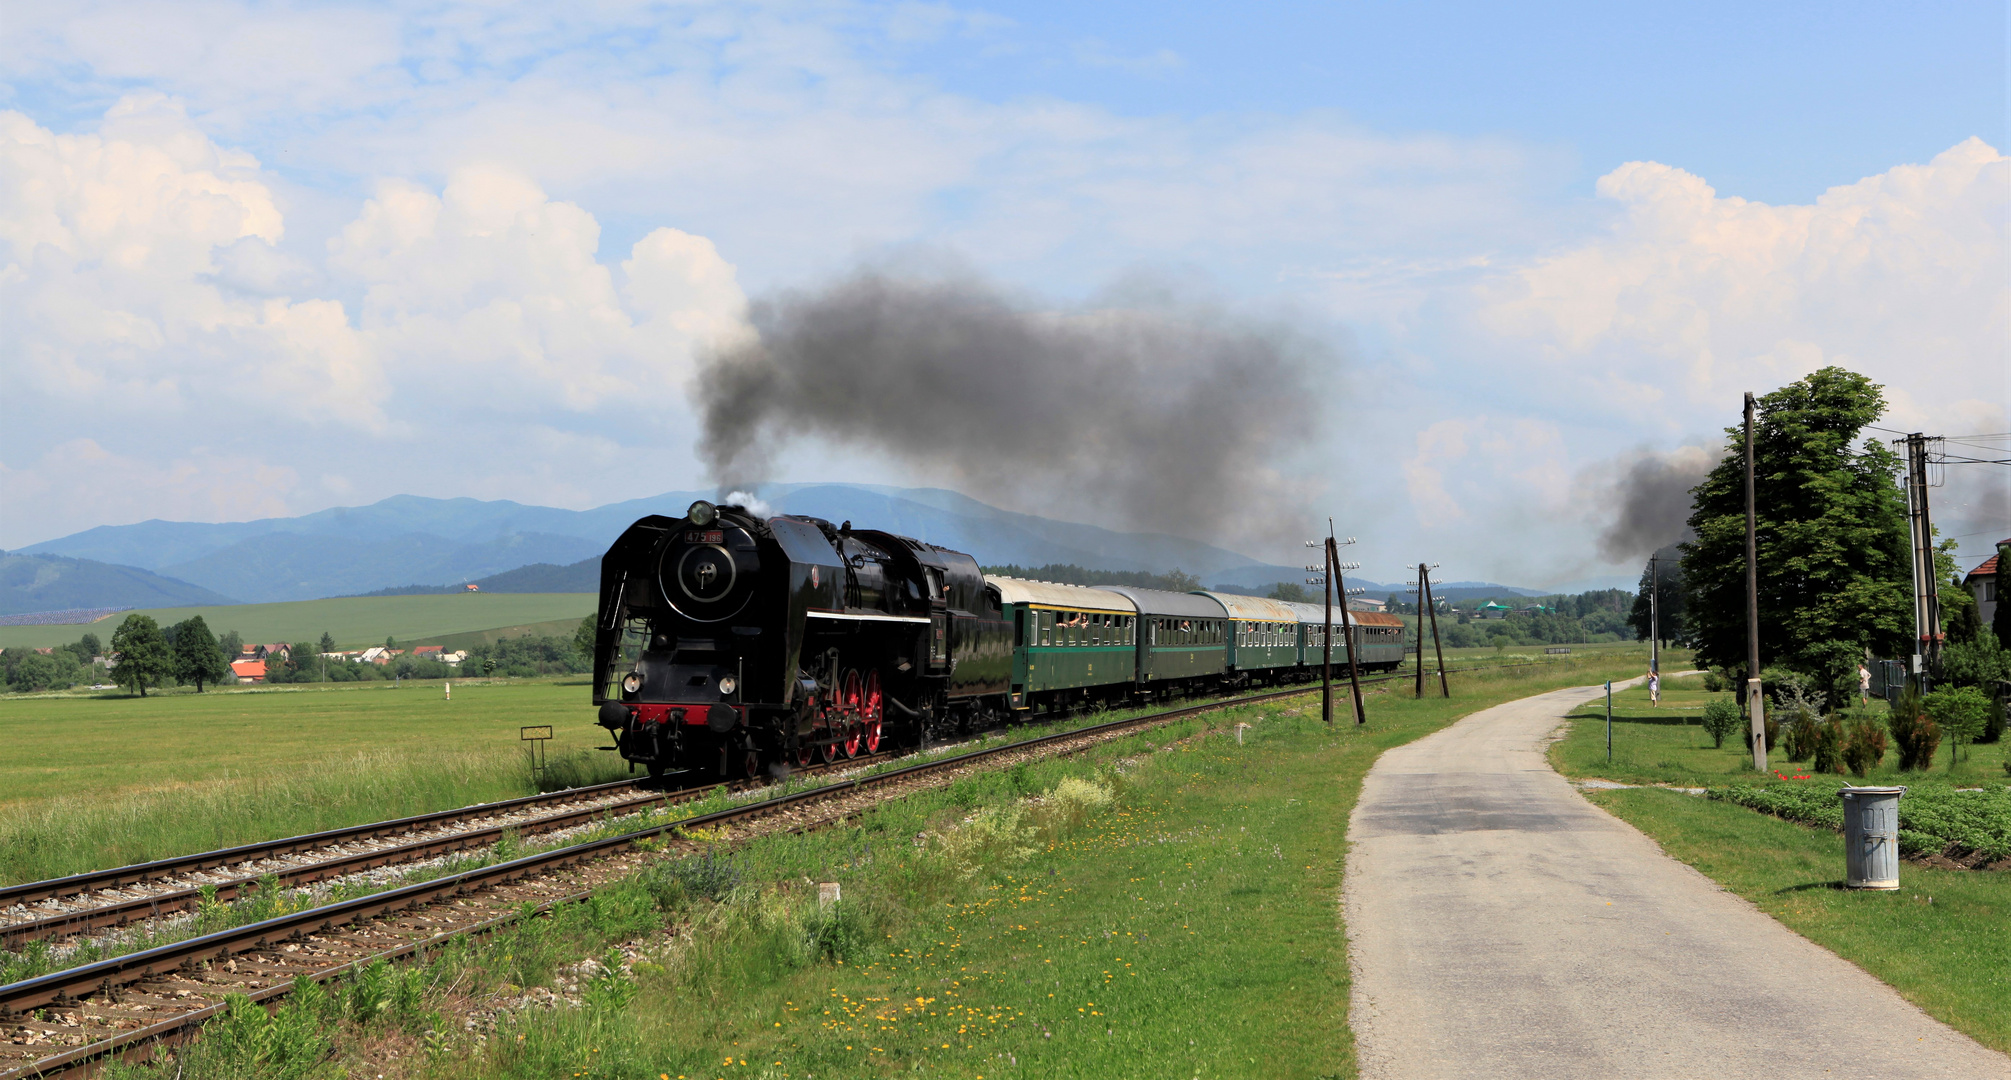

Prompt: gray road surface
[1343,681,2009,1079]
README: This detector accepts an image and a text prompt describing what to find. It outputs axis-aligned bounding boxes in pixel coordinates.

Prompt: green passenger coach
[989,576,1139,714]
[1098,586,1230,695]
[1195,592,1302,687]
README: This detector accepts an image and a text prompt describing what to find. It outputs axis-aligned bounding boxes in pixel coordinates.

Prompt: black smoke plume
[1595,447,1716,562]
[694,266,1326,539]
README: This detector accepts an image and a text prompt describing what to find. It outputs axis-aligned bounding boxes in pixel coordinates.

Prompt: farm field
[0,593,594,652]
[0,676,624,885]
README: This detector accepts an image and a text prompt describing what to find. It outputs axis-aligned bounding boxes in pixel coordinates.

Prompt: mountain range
[13,484,1557,613]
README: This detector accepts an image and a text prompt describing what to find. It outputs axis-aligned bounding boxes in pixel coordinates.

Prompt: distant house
[231,659,267,684]
[441,650,467,665]
[412,645,444,658]
[465,584,481,592]
[358,647,388,664]
[241,643,291,661]
[1347,597,1386,613]
[1516,604,1556,616]
[1475,601,1512,620]
[1967,540,2007,629]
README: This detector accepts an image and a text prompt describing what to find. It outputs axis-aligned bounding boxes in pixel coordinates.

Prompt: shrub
[638,851,741,909]
[1982,695,2006,745]
[1840,716,1887,778]
[1888,688,1941,771]
[1781,710,1819,762]
[1702,668,1728,693]
[1700,698,1743,749]
[1809,716,1845,774]
[1923,686,1992,763]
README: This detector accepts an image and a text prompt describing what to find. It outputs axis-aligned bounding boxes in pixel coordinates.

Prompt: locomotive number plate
[684,530,724,543]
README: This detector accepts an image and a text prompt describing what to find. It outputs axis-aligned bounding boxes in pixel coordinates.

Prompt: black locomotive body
[591,501,1012,780]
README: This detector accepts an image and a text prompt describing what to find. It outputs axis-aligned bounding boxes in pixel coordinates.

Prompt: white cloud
[0,95,386,427]
[1472,139,2009,433]
[1,98,748,547]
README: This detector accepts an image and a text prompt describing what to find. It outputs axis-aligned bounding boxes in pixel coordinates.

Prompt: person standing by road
[1648,670,1660,706]
[1859,662,1872,705]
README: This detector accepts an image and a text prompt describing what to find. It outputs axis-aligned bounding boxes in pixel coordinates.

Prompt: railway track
[0,684,1321,1078]
[0,655,1568,957]
[0,753,912,955]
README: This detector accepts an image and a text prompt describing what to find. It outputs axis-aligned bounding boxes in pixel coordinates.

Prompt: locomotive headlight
[687,500,718,526]
[621,671,644,695]
[718,675,737,696]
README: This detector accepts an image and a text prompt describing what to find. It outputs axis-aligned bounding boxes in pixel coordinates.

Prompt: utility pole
[1310,537,1333,726]
[1744,392,1767,772]
[1332,538,1367,724]
[1415,563,1427,699]
[1422,565,1449,697]
[1649,553,1660,677]
[1901,433,1943,688]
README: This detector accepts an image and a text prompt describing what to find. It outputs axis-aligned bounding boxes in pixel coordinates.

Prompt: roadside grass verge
[1583,787,2009,1052]
[1551,681,2010,788]
[98,651,1654,1080]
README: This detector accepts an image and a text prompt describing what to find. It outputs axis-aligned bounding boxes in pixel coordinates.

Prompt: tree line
[6,614,596,694]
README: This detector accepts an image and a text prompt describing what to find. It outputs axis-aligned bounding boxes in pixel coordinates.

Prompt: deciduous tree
[110,614,173,697]
[1627,544,1687,646]
[171,615,229,692]
[1679,368,1911,688]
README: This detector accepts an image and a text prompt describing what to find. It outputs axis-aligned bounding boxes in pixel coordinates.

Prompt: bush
[1702,668,1728,693]
[1840,716,1887,778]
[1809,715,1844,774]
[1700,698,1743,749]
[1923,686,1992,763]
[1889,688,1941,771]
[1984,695,2007,745]
[638,851,741,909]
[1781,710,1819,763]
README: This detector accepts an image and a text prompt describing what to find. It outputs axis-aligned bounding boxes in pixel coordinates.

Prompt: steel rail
[0,682,1318,1078]
[0,752,908,952]
[0,777,649,910]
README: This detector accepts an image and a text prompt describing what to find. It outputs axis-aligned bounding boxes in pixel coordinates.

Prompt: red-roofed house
[1965,539,2007,629]
[412,645,444,658]
[231,659,268,684]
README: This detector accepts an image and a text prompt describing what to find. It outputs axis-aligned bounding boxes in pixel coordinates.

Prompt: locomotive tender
[591,500,1404,781]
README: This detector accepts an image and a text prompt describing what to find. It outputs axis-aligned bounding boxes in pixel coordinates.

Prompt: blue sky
[1,1,2005,583]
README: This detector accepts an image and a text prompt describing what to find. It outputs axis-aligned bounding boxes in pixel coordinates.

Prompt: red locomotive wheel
[862,670,884,755]
[796,693,819,766]
[839,670,864,758]
[819,721,839,764]
[745,747,763,779]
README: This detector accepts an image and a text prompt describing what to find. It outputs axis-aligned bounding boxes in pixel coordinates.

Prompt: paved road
[1343,681,2010,1080]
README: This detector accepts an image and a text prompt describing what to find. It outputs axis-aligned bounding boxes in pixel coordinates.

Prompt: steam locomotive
[590,500,1404,781]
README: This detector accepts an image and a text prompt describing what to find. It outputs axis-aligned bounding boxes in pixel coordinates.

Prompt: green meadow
[0,593,595,652]
[0,676,625,885]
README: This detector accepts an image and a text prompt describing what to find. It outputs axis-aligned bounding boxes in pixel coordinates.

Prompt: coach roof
[1096,586,1228,620]
[1194,592,1299,623]
[986,576,1136,614]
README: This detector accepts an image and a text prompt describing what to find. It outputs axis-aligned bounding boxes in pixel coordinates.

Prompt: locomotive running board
[804,610,931,624]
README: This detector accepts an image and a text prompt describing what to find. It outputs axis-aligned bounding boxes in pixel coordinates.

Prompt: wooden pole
[1321,541,1334,727]
[1424,569,1449,697]
[1414,564,1427,699]
[1332,538,1367,724]
[1744,391,1767,772]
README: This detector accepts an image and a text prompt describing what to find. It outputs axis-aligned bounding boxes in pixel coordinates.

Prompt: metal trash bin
[1840,786,1905,890]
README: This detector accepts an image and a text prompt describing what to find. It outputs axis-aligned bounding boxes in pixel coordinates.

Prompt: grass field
[104,651,1657,1080]
[0,593,594,652]
[1553,679,2011,788]
[0,677,627,885]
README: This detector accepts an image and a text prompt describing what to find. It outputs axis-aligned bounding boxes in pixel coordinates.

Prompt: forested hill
[0,552,238,616]
[358,559,600,596]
